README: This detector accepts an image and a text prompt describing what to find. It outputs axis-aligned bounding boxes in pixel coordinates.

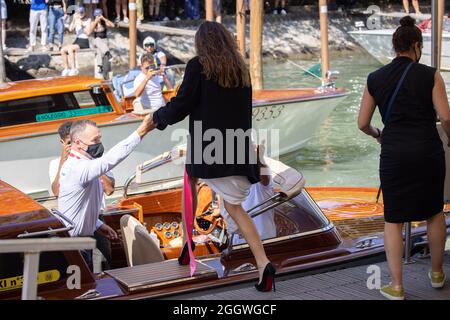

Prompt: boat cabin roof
[0,76,104,102]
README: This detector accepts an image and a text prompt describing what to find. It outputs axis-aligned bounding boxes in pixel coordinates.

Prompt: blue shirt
[31,0,47,11]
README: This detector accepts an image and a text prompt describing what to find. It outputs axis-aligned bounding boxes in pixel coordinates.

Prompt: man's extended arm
[101,174,115,196]
[79,115,155,184]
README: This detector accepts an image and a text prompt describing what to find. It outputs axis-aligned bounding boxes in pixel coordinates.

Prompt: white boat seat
[264,156,305,199]
[120,215,164,267]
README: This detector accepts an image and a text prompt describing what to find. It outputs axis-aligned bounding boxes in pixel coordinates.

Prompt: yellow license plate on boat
[0,270,60,292]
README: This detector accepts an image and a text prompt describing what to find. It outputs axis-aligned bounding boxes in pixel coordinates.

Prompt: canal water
[265,53,450,188]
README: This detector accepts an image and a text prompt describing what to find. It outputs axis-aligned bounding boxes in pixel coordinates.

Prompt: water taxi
[1,152,448,300]
[0,75,348,197]
[349,28,450,70]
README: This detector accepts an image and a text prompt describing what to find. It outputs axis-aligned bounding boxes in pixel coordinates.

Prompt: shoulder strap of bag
[376,61,414,204]
[382,62,414,124]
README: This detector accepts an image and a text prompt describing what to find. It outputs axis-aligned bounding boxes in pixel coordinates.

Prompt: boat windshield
[0,89,111,127]
[232,190,331,245]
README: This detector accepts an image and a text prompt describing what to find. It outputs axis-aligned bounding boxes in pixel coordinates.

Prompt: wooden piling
[249,0,263,90]
[438,0,445,70]
[236,0,246,57]
[0,8,5,84]
[319,0,330,84]
[205,0,214,21]
[129,0,137,69]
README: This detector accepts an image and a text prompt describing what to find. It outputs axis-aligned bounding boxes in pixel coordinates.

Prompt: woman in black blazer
[151,21,275,292]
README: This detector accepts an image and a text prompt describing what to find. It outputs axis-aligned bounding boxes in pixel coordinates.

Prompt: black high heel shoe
[178,240,196,265]
[255,263,276,292]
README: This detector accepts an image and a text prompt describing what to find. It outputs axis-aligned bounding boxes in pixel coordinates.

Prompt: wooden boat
[349,28,450,70]
[1,153,448,300]
[0,75,348,198]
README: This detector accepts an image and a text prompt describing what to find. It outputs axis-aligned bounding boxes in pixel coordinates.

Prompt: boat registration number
[0,270,60,292]
[252,105,285,121]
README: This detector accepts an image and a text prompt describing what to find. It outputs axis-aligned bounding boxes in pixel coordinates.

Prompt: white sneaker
[123,17,129,24]
[163,16,169,21]
[114,16,121,24]
[273,9,278,15]
[68,68,79,76]
[137,19,142,25]
[61,68,70,76]
[175,16,181,21]
[281,9,287,15]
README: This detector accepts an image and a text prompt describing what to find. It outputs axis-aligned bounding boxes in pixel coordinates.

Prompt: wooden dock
[173,251,450,300]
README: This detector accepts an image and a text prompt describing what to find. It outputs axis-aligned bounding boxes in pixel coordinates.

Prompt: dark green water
[264,53,388,187]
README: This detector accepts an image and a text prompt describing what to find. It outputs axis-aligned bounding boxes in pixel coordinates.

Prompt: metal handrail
[123,147,185,198]
[0,238,96,300]
[17,209,75,239]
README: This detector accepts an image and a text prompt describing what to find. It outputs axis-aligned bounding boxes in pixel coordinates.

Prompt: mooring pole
[404,222,414,264]
[249,0,263,90]
[319,0,330,86]
[438,0,445,70]
[205,0,213,21]
[0,7,6,84]
[236,0,246,57]
[431,0,444,69]
[129,0,137,69]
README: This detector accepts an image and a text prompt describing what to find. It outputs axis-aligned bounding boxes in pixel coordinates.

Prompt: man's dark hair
[140,54,152,66]
[58,121,73,140]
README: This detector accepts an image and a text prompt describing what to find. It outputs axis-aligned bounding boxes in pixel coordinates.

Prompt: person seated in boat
[49,121,115,270]
[58,116,155,269]
[138,36,175,90]
[133,54,166,114]
[60,6,91,77]
[49,121,115,198]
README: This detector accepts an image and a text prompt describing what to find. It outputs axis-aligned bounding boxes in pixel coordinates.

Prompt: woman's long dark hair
[195,21,251,88]
[392,16,423,53]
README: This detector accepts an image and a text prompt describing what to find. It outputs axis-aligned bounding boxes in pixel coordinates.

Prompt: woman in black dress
[150,22,275,291]
[358,16,450,299]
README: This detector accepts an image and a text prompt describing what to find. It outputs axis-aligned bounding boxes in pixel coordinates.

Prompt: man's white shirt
[58,131,141,237]
[133,72,166,110]
[49,157,114,212]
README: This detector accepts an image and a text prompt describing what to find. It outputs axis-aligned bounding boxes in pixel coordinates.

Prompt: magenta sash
[183,169,196,277]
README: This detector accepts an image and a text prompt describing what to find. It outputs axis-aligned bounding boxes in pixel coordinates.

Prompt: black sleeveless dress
[367,56,445,223]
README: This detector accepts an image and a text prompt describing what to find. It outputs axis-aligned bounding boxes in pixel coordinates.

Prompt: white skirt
[203,176,251,205]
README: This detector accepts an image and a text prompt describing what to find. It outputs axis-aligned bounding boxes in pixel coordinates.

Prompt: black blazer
[153,56,260,184]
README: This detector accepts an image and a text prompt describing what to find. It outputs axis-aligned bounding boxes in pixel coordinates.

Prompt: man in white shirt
[58,115,154,267]
[133,54,166,112]
[49,121,115,270]
[49,121,115,198]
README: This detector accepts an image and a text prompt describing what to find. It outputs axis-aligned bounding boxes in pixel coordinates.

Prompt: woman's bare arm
[432,71,450,142]
[358,85,381,142]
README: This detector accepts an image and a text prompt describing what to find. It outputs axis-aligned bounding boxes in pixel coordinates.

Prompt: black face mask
[414,44,422,63]
[83,142,104,158]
